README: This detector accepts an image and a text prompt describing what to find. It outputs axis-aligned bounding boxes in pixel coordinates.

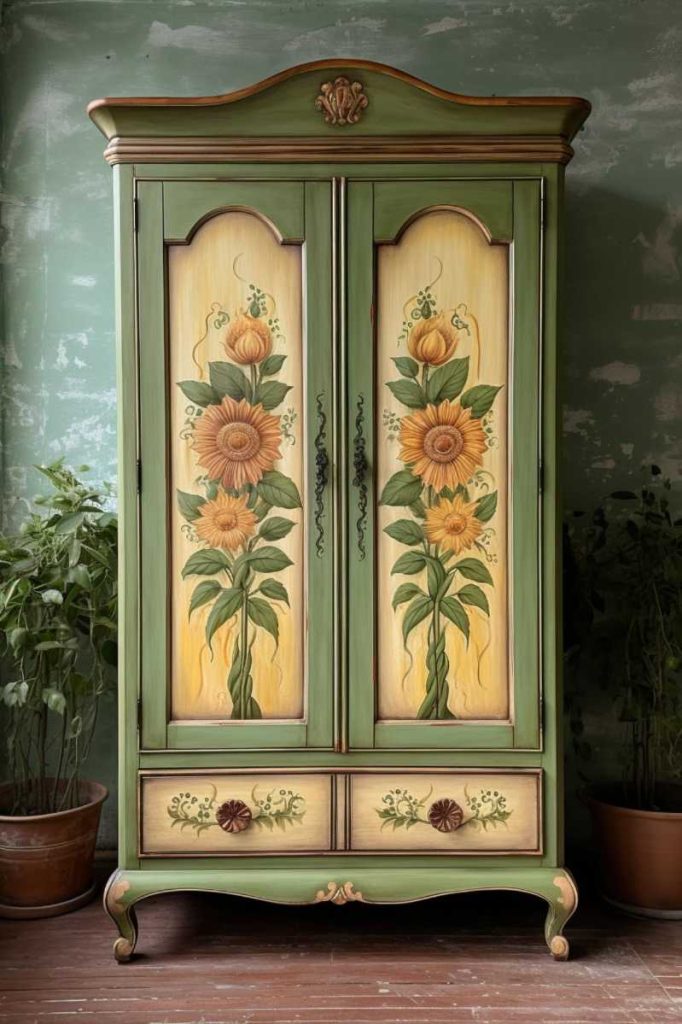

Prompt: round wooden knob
[428,798,464,833]
[216,799,252,833]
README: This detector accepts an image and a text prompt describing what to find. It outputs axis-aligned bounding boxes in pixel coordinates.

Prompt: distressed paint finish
[1,1,680,854]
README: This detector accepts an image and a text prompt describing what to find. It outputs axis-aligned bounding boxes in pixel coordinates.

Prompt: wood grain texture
[3,867,680,1023]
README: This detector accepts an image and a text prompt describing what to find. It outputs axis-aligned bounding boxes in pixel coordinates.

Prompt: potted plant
[565,468,682,916]
[0,461,117,918]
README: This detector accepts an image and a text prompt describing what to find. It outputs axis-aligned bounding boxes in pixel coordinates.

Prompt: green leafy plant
[564,468,682,810]
[0,461,117,816]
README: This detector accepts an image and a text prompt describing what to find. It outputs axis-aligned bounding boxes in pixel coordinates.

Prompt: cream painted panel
[168,212,304,721]
[350,771,540,853]
[376,210,509,721]
[141,773,331,854]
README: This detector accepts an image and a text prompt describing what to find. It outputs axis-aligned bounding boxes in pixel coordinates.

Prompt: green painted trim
[346,182,375,750]
[137,181,168,751]
[373,180,513,241]
[138,750,546,768]
[510,179,542,749]
[166,722,308,749]
[132,162,553,181]
[114,165,140,869]
[374,723,514,749]
[104,864,578,961]
[303,181,335,748]
[89,61,590,143]
[162,180,304,242]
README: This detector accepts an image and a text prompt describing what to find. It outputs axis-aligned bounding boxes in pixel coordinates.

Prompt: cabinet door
[347,180,541,750]
[137,180,334,749]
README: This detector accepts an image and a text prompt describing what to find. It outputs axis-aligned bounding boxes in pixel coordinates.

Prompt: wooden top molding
[88,59,590,166]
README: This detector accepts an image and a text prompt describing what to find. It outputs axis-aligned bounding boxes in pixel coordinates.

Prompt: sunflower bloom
[407,314,460,366]
[193,396,282,490]
[224,314,272,366]
[195,492,257,551]
[399,401,487,493]
[425,495,483,555]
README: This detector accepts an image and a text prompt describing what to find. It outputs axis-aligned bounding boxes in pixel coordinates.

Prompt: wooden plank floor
[1,870,681,1024]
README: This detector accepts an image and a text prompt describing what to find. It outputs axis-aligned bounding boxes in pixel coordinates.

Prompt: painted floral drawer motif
[349,771,541,854]
[140,773,332,855]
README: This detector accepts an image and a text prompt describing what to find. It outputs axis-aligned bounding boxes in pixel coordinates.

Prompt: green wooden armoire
[89,60,590,961]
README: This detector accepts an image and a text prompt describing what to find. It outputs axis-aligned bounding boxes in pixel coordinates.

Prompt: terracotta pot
[0,780,107,919]
[589,786,682,918]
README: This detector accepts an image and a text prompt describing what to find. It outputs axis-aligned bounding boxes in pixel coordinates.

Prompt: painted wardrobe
[89,60,590,960]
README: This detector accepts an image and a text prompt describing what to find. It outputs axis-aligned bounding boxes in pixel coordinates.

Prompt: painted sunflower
[425,494,483,555]
[193,396,282,490]
[398,401,487,492]
[194,492,257,551]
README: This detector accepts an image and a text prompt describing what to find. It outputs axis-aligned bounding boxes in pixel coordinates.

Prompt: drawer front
[140,773,332,856]
[349,771,542,854]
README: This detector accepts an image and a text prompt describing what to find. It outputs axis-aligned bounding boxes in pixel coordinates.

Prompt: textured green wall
[1,0,680,847]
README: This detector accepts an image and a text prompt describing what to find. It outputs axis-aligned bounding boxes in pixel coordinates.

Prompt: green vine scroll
[381,272,501,720]
[167,784,306,835]
[376,786,512,834]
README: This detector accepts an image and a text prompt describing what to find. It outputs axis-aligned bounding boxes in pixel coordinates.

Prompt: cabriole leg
[104,870,139,963]
[544,870,579,960]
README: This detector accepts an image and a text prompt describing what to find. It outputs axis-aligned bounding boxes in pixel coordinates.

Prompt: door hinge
[133,197,139,233]
[538,459,544,494]
[136,697,142,732]
[540,187,546,231]
[136,458,142,494]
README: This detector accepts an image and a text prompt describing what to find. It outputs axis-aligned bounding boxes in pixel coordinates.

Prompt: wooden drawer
[140,772,333,856]
[348,770,542,854]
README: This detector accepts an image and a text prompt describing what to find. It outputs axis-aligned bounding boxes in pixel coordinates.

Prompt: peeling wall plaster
[1,0,681,846]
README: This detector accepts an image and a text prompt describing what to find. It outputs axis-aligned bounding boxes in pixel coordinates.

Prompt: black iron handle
[352,394,368,560]
[313,394,329,557]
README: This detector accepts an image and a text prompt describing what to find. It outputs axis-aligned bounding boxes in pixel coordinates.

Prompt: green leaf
[256,381,292,411]
[260,354,287,377]
[402,595,432,645]
[426,357,469,403]
[206,588,243,650]
[177,490,205,523]
[177,380,221,407]
[68,564,91,588]
[379,469,423,507]
[258,516,295,541]
[189,579,222,616]
[392,551,427,576]
[426,556,446,598]
[475,491,497,523]
[258,579,289,605]
[248,597,279,647]
[460,384,502,418]
[257,470,302,509]
[440,596,470,642]
[54,511,85,534]
[386,379,427,409]
[454,558,493,585]
[392,356,419,379]
[209,361,252,401]
[457,584,490,615]
[384,519,424,546]
[392,582,424,610]
[245,546,293,574]
[181,549,232,579]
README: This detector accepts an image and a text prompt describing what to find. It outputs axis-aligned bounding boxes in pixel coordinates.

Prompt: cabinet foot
[544,870,578,960]
[104,871,139,963]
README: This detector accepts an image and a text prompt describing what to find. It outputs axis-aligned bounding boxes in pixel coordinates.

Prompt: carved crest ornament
[315,77,368,126]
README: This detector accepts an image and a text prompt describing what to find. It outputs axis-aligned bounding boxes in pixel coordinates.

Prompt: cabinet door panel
[138,180,334,749]
[348,179,541,750]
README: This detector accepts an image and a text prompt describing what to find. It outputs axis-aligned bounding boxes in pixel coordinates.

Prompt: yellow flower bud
[407,314,460,366]
[224,315,272,365]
